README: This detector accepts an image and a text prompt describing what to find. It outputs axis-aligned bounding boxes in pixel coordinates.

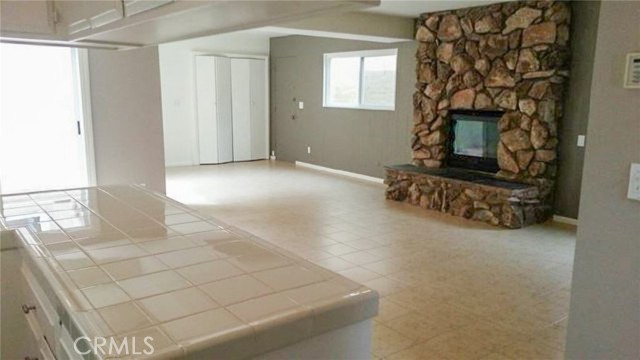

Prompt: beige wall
[278,12,414,41]
[555,1,600,219]
[88,47,166,193]
[565,1,640,358]
[269,35,415,177]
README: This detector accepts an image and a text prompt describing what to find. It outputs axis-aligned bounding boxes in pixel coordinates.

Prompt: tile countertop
[0,185,378,359]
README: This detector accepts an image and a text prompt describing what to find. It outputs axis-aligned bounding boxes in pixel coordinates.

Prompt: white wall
[88,47,166,192]
[159,31,270,167]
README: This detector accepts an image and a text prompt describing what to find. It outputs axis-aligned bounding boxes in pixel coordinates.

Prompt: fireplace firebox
[446,110,503,174]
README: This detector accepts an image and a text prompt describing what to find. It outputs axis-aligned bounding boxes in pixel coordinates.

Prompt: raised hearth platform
[384,164,551,228]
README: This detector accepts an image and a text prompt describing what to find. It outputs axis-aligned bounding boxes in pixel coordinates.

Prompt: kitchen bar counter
[0,185,378,359]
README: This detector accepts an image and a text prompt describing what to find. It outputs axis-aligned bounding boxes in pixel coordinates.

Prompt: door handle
[22,304,36,314]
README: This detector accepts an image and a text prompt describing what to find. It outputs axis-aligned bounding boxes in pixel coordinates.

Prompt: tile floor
[166,160,576,360]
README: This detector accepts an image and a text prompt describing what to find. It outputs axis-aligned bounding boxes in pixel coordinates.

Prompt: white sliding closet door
[196,56,233,164]
[231,58,267,162]
[231,59,252,162]
[249,59,267,159]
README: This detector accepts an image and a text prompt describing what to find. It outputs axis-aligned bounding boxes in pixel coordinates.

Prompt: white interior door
[196,56,232,165]
[0,44,91,195]
[249,59,267,159]
[231,58,251,162]
[215,57,233,163]
[196,56,219,164]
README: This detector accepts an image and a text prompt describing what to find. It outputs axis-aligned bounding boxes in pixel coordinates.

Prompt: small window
[323,49,397,111]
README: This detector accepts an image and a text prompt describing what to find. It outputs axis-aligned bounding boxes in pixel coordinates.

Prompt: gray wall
[88,47,166,193]
[269,36,415,178]
[565,1,640,359]
[555,1,601,219]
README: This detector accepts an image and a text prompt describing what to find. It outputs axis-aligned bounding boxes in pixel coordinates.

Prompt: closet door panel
[231,59,252,162]
[215,57,233,163]
[249,59,267,160]
[195,56,218,164]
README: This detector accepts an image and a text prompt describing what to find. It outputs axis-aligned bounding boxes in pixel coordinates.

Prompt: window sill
[322,104,395,112]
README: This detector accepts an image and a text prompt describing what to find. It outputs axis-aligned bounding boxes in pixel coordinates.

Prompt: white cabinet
[0,0,56,36]
[56,0,124,36]
[231,58,268,162]
[123,0,174,17]
[196,56,234,165]
[1,237,37,359]
[197,56,268,164]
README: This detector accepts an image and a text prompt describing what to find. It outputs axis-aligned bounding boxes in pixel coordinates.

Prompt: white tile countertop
[0,185,378,359]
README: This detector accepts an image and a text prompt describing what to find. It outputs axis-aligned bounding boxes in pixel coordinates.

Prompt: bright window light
[323,49,397,111]
[0,43,88,195]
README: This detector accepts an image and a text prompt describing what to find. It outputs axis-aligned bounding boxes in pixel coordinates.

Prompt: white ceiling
[361,0,509,18]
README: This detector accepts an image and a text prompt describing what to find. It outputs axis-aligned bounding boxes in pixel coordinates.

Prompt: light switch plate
[624,53,640,88]
[299,101,304,110]
[628,163,640,201]
[577,135,586,147]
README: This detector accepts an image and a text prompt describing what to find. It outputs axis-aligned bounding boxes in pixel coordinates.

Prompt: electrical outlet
[627,163,640,201]
[307,146,311,154]
[577,135,586,147]
[299,101,304,110]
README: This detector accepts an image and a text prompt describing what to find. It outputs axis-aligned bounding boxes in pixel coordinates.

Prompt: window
[0,44,91,194]
[323,49,397,110]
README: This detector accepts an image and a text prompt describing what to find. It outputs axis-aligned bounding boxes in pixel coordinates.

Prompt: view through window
[0,43,90,194]
[323,49,397,110]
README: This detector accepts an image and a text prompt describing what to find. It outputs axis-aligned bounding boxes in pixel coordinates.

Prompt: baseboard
[553,215,578,226]
[294,161,384,184]
[165,161,197,167]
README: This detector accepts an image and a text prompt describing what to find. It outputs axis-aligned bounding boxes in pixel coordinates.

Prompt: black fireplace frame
[446,109,503,174]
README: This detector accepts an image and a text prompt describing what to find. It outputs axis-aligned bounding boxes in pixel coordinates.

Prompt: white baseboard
[294,161,384,184]
[553,215,578,226]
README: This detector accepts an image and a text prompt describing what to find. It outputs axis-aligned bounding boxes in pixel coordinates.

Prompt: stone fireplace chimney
[385,1,571,228]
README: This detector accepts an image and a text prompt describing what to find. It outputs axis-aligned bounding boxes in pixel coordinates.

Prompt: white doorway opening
[0,43,95,194]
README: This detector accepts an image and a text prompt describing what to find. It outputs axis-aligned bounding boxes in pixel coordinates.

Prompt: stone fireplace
[385,1,571,228]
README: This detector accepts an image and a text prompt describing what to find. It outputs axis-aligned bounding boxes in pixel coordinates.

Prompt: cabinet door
[124,0,173,17]
[56,1,91,35]
[249,59,268,160]
[57,0,123,35]
[196,56,219,165]
[231,59,252,162]
[0,0,55,35]
[86,0,124,29]
[0,247,36,359]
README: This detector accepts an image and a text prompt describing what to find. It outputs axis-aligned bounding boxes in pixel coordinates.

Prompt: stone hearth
[386,1,571,227]
[385,165,546,228]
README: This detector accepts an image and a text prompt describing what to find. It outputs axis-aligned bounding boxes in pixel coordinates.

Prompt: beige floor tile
[386,343,452,360]
[372,322,415,358]
[383,311,456,343]
[498,338,564,360]
[165,161,577,360]
[532,318,568,352]
[375,298,412,323]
